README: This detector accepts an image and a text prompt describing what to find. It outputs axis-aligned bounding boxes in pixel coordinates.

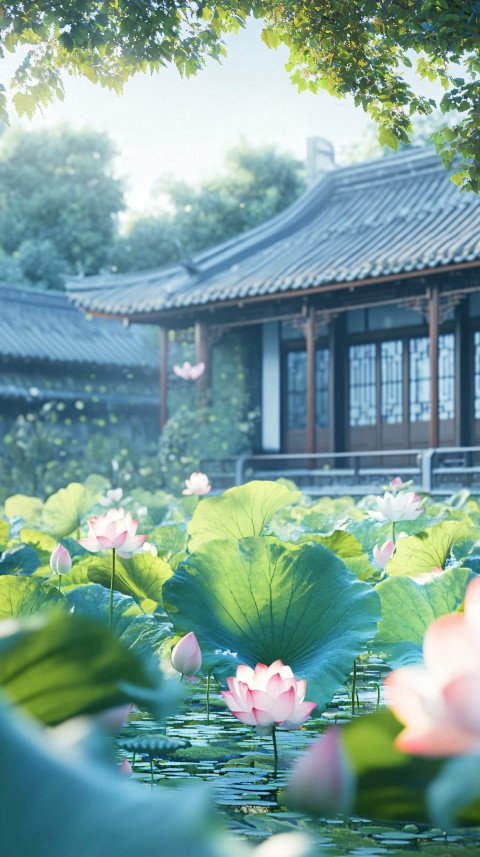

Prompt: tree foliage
[0,2,479,190]
[0,126,124,289]
[113,142,305,272]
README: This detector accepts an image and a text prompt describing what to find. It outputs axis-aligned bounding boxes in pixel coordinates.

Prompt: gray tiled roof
[66,148,480,318]
[0,285,159,367]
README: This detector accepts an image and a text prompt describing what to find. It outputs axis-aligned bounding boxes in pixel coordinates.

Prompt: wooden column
[329,314,347,453]
[305,306,317,455]
[428,285,439,448]
[454,298,471,447]
[159,326,168,430]
[194,319,211,390]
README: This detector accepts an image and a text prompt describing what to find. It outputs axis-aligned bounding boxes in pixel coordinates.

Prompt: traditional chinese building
[67,144,480,472]
[0,284,160,433]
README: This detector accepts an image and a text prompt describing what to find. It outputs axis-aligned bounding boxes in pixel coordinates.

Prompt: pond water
[117,660,480,856]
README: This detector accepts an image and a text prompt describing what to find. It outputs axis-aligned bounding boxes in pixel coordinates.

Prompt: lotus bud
[171,632,202,676]
[49,543,72,576]
[96,704,132,733]
[372,540,395,569]
[119,758,133,776]
[286,727,355,817]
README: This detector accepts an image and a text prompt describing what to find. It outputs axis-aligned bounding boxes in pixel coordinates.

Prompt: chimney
[306,137,335,187]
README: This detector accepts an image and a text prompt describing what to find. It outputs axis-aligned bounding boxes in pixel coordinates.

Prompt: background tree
[0,126,124,289]
[0,2,478,190]
[113,142,305,273]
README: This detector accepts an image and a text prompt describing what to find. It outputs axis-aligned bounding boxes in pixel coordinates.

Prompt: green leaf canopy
[375,567,473,668]
[163,537,381,711]
[0,576,64,618]
[385,521,475,578]
[68,553,172,614]
[187,481,301,552]
[0,612,167,725]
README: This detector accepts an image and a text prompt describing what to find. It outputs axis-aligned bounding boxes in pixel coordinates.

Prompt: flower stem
[206,670,211,721]
[351,659,357,715]
[272,727,278,778]
[109,548,116,632]
[57,573,62,593]
[149,756,154,789]
[392,521,396,542]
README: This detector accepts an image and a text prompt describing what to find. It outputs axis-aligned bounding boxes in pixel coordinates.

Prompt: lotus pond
[3,477,480,856]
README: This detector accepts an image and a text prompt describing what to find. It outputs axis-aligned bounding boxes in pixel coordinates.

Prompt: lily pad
[163,536,381,712]
[117,734,190,756]
[42,477,108,538]
[187,481,301,552]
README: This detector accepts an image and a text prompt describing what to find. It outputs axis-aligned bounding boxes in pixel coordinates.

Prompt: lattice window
[475,332,480,420]
[381,340,403,424]
[286,351,307,430]
[286,349,330,430]
[409,334,455,422]
[349,343,376,426]
[315,348,330,428]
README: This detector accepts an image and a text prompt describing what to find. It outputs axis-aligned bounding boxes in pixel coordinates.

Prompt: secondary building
[67,144,480,466]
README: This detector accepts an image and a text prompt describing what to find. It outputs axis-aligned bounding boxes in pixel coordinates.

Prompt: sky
[0,17,444,214]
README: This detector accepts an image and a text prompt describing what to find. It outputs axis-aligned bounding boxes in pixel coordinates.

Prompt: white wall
[261,322,281,451]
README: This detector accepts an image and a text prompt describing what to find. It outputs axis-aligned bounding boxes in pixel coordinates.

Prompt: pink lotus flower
[78,508,147,559]
[372,540,395,569]
[368,491,423,523]
[286,726,354,816]
[119,758,133,776]
[173,361,205,381]
[222,660,317,735]
[182,472,211,496]
[50,543,72,576]
[386,576,480,756]
[171,632,202,676]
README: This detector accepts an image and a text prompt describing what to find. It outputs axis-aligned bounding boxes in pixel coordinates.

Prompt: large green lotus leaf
[0,698,246,857]
[42,477,108,538]
[69,553,172,613]
[298,530,364,557]
[4,494,43,528]
[67,585,171,661]
[0,612,168,725]
[163,537,381,711]
[385,521,475,578]
[0,544,41,576]
[375,566,473,667]
[298,531,379,581]
[0,576,65,618]
[187,481,301,552]
[0,519,10,550]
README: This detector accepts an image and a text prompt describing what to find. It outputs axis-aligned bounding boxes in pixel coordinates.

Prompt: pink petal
[230,710,257,726]
[251,707,274,727]
[123,534,147,553]
[384,666,440,734]
[423,613,479,684]
[221,691,240,713]
[77,537,101,553]
[285,700,317,726]
[96,535,115,550]
[236,665,254,685]
[271,687,296,722]
[396,724,478,757]
[443,673,480,735]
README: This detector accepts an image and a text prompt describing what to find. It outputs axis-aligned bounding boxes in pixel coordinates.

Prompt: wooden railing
[200,447,480,495]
